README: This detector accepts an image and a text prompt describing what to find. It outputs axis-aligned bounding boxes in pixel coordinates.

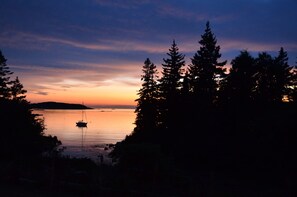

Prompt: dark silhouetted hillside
[30,101,92,109]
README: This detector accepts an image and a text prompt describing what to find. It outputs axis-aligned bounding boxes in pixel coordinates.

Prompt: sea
[33,108,136,164]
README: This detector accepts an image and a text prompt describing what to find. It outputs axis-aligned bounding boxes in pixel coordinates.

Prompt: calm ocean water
[33,109,135,163]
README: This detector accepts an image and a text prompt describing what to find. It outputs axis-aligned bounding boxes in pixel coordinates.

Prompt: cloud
[1,0,297,105]
[33,91,49,96]
[63,61,141,74]
[1,31,170,54]
[220,39,297,53]
[94,0,151,9]
[156,4,206,21]
[156,3,231,23]
[10,60,142,98]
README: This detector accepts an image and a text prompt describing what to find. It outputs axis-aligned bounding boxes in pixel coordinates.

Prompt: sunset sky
[1,0,296,107]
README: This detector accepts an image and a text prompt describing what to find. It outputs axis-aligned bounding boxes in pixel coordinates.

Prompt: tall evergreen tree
[273,47,294,103]
[159,40,185,100]
[0,50,13,99]
[188,21,226,105]
[254,52,274,105]
[158,40,185,129]
[133,58,159,139]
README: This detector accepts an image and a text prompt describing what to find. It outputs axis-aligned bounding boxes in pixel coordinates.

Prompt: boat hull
[76,121,87,127]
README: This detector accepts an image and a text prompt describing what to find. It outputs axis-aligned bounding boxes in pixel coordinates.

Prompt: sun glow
[26,84,138,106]
[15,61,141,107]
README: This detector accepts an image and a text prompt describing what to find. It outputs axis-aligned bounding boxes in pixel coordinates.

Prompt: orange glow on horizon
[26,85,138,107]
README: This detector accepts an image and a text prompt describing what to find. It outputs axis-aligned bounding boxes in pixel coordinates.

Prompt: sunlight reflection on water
[33,109,135,162]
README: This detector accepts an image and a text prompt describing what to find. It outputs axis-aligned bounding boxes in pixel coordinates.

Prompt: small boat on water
[76,120,87,127]
[76,109,88,127]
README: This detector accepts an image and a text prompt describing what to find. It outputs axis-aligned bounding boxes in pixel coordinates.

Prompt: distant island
[30,102,92,109]
[92,105,135,109]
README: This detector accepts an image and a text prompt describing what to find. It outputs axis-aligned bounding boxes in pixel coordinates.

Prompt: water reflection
[34,109,135,160]
[78,126,87,149]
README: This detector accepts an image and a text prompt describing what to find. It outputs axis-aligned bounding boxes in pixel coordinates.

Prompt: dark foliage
[132,58,159,142]
[157,40,186,145]
[1,20,297,195]
[188,21,227,105]
[0,50,13,99]
[111,22,297,195]
[0,50,62,185]
[220,50,256,107]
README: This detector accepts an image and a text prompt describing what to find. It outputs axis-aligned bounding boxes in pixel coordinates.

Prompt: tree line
[111,22,297,190]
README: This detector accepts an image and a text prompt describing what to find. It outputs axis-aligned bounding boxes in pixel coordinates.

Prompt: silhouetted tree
[0,51,61,179]
[253,50,293,106]
[291,64,297,103]
[273,47,294,103]
[188,21,226,105]
[0,50,13,99]
[253,52,275,105]
[184,22,227,161]
[10,76,27,101]
[158,40,185,130]
[220,50,256,107]
[133,58,159,140]
[110,58,163,176]
[159,40,185,99]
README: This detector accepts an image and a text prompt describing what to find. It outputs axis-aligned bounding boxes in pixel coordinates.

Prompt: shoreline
[61,143,116,165]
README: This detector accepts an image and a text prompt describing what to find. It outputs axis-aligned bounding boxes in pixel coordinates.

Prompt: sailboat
[76,109,88,127]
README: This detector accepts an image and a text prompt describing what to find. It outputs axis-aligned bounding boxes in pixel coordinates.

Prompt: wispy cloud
[1,0,296,105]
[157,4,205,21]
[33,91,49,96]
[220,39,297,53]
[10,61,142,97]
[1,31,170,54]
[94,0,151,9]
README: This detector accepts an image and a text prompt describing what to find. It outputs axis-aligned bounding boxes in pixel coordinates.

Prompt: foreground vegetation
[1,21,297,196]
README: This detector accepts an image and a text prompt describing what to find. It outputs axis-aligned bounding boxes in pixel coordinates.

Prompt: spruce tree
[159,40,185,100]
[188,21,226,105]
[0,50,13,99]
[158,40,185,129]
[133,58,159,139]
[254,52,274,105]
[273,47,294,103]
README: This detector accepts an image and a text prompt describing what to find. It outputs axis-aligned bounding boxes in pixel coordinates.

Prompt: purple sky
[0,0,296,105]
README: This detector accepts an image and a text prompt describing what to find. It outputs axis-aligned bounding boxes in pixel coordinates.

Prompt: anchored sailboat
[76,109,87,127]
